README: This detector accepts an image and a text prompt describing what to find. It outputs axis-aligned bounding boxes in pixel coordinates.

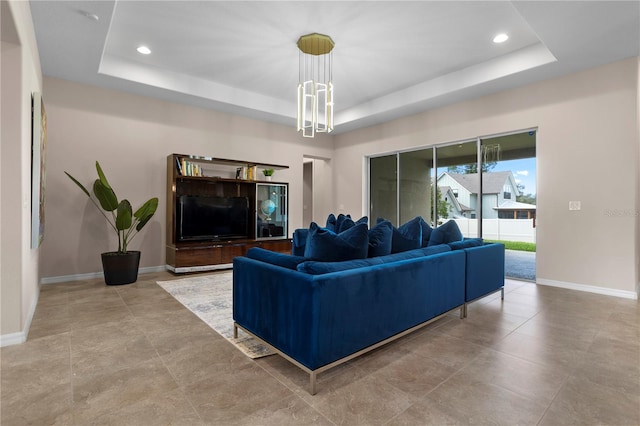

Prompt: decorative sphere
[260,199,276,217]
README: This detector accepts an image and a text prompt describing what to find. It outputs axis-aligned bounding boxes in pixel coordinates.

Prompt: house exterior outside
[437,171,536,220]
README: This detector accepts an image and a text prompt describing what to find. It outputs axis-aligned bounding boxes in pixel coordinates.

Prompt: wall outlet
[569,201,581,211]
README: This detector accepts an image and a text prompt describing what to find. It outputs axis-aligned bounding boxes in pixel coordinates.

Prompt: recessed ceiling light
[493,33,509,44]
[136,46,151,55]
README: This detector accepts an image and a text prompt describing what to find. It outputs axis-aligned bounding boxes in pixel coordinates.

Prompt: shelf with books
[172,154,286,181]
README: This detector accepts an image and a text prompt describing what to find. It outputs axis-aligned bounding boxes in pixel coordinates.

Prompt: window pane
[399,149,433,225]
[435,141,478,236]
[369,155,397,224]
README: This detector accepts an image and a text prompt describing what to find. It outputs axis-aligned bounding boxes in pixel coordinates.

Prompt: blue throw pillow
[304,222,369,262]
[325,214,338,232]
[448,238,483,250]
[419,217,433,247]
[292,228,309,256]
[428,220,464,246]
[338,215,369,233]
[391,216,423,253]
[368,220,393,257]
[335,214,350,232]
[246,247,306,270]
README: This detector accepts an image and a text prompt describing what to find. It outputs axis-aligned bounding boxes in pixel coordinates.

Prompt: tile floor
[1,271,638,425]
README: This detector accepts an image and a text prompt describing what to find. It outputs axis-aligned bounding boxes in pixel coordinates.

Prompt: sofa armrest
[464,243,505,302]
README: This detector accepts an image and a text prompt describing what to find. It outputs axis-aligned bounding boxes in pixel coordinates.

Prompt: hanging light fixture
[297,33,334,138]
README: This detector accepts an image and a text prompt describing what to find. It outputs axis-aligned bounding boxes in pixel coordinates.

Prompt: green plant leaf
[64,172,91,197]
[134,197,158,219]
[95,161,113,190]
[134,197,158,231]
[115,200,132,231]
[93,180,118,211]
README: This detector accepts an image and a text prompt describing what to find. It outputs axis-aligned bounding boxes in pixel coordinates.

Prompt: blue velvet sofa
[232,233,505,394]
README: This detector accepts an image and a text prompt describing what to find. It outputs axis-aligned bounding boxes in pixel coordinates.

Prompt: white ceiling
[31,1,639,134]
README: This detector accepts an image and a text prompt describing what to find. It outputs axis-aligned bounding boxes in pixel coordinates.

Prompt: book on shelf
[177,157,203,177]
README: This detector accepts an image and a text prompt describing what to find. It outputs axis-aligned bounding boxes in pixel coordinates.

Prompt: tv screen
[177,195,249,241]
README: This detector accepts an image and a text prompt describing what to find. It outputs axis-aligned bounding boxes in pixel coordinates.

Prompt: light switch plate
[569,201,581,211]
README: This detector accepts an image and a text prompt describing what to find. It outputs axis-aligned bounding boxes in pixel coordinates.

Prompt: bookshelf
[166,154,291,273]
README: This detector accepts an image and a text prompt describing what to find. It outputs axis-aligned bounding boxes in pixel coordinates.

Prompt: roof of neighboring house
[439,186,473,212]
[442,171,520,195]
[494,200,537,210]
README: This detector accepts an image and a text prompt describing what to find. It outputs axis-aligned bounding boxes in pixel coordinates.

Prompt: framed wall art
[31,92,47,249]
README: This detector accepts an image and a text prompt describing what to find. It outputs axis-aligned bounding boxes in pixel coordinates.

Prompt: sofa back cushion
[297,257,385,275]
[304,222,369,262]
[448,238,483,250]
[297,244,452,275]
[247,247,306,270]
[428,220,464,246]
[419,244,452,257]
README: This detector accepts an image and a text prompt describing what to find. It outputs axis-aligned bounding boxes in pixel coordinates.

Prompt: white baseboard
[40,265,167,285]
[0,286,39,348]
[166,263,233,274]
[537,278,638,300]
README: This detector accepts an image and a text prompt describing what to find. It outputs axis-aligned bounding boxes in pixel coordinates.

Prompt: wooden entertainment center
[166,153,291,273]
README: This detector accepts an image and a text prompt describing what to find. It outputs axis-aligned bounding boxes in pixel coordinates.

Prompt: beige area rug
[157,272,275,359]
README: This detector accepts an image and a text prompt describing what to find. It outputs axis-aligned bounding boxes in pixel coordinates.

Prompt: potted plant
[262,169,274,181]
[65,161,158,285]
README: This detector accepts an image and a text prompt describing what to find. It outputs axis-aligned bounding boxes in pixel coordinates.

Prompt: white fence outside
[450,218,536,243]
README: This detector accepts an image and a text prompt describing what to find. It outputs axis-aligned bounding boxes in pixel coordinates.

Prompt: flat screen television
[177,195,249,242]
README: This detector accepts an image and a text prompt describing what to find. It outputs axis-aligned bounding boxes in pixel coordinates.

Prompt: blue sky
[492,158,537,196]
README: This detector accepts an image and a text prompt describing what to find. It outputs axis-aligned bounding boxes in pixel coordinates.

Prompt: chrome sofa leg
[310,371,317,395]
[501,287,505,300]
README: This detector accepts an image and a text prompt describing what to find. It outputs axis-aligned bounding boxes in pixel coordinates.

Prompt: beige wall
[39,77,334,278]
[1,0,43,342]
[40,58,640,297]
[334,58,639,296]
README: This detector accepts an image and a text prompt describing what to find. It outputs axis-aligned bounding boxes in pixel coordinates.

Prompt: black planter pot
[101,251,141,285]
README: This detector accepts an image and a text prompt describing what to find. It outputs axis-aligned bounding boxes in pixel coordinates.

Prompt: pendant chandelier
[297,33,334,138]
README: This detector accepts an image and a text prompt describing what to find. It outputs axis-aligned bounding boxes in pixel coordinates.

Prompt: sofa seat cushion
[246,247,306,270]
[304,222,369,262]
[428,220,464,246]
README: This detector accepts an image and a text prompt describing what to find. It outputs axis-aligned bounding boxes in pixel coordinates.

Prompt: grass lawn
[485,240,536,252]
